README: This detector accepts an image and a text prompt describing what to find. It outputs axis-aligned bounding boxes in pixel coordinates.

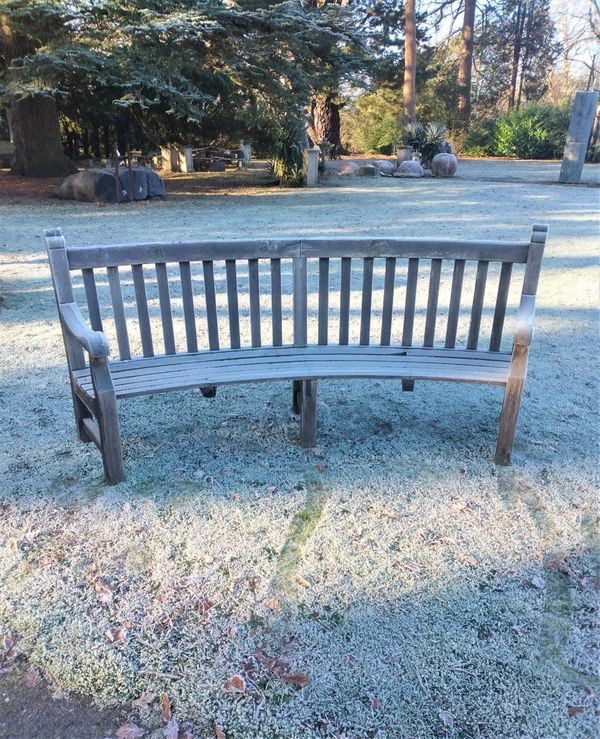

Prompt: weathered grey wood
[300,380,317,447]
[522,224,547,295]
[248,258,261,348]
[380,257,396,346]
[293,257,307,347]
[155,262,176,354]
[90,356,124,484]
[179,261,198,353]
[318,257,329,345]
[495,342,528,464]
[81,417,102,449]
[467,260,489,350]
[292,379,302,413]
[360,257,374,345]
[424,259,442,347]
[339,257,352,345]
[225,259,241,349]
[202,260,220,350]
[402,258,419,347]
[107,266,131,360]
[402,380,415,391]
[489,262,513,351]
[82,269,103,331]
[271,259,283,346]
[445,259,465,349]
[131,264,154,357]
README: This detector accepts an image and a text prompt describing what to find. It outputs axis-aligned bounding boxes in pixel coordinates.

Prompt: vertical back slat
[248,258,261,348]
[131,264,154,357]
[402,258,419,347]
[489,262,513,351]
[155,262,176,355]
[339,257,352,345]
[318,257,329,345]
[107,265,131,360]
[82,268,103,331]
[179,261,198,353]
[423,258,442,347]
[293,257,308,347]
[444,259,465,348]
[380,257,396,346]
[360,257,374,345]
[202,260,219,351]
[225,260,240,349]
[467,260,489,350]
[270,259,283,347]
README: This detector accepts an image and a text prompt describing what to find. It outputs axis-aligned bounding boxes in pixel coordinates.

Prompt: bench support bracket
[495,343,528,465]
[300,380,317,448]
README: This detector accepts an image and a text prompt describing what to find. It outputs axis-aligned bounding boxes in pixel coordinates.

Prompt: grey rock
[358,165,377,177]
[431,153,458,177]
[373,159,396,175]
[56,167,166,203]
[393,161,425,178]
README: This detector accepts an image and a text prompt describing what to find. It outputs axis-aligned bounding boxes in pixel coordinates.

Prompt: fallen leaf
[196,599,214,614]
[24,668,41,687]
[463,555,477,567]
[532,549,543,561]
[296,575,311,589]
[215,726,225,739]
[116,723,146,739]
[132,691,156,709]
[253,649,290,675]
[567,705,585,717]
[264,597,281,614]
[315,463,325,473]
[438,710,454,728]
[94,582,114,605]
[371,697,382,709]
[280,672,310,687]
[105,627,127,645]
[222,675,245,693]
[312,448,325,458]
[529,575,546,590]
[165,719,179,738]
[161,692,172,722]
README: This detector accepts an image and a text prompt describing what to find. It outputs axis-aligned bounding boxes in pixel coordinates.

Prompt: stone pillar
[303,147,320,187]
[178,146,194,173]
[159,145,180,172]
[396,145,413,164]
[559,90,599,184]
[239,141,251,163]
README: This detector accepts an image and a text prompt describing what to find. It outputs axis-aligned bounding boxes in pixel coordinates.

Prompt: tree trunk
[311,95,343,156]
[10,95,76,177]
[457,0,476,129]
[403,0,417,126]
[509,0,526,109]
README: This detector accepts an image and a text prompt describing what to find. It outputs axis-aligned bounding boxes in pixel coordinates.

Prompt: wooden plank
[271,259,283,347]
[82,268,103,331]
[402,257,419,347]
[155,262,176,354]
[248,258,261,348]
[225,259,240,349]
[68,239,302,269]
[300,380,317,447]
[67,237,529,271]
[293,257,307,347]
[423,258,442,347]
[339,257,352,345]
[495,343,528,464]
[522,224,548,295]
[445,259,465,349]
[380,257,396,346]
[490,262,513,351]
[179,261,198,353]
[106,265,131,360]
[81,417,101,449]
[131,264,154,357]
[467,260,489,350]
[360,257,374,345]
[318,257,329,345]
[203,260,220,351]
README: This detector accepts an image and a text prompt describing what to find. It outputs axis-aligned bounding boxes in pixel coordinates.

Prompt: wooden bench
[46,225,547,484]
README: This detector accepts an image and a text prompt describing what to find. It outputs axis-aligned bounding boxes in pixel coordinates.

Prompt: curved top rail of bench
[64,236,533,270]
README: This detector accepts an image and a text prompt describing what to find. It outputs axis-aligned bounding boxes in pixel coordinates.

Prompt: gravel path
[0,160,598,738]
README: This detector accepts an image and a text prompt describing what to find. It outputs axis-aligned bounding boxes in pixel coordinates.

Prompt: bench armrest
[59,302,110,358]
[514,294,536,347]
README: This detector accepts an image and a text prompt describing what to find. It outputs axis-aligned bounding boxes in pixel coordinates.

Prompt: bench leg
[495,376,525,465]
[292,380,302,414]
[402,380,415,392]
[300,380,317,448]
[200,385,217,398]
[96,389,124,484]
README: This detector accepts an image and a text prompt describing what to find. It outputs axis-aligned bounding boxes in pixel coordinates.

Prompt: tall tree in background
[457,0,476,128]
[403,0,417,124]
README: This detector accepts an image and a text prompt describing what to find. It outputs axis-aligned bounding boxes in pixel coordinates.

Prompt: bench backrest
[46,226,547,363]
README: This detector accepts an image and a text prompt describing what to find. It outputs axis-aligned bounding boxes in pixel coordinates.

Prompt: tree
[403,0,417,124]
[457,0,476,128]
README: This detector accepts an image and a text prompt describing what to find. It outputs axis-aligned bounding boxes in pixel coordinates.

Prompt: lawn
[0,159,598,738]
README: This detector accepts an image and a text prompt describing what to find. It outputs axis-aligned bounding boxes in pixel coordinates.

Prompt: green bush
[403,121,449,167]
[269,115,305,186]
[340,89,403,154]
[461,119,499,157]
[495,103,569,159]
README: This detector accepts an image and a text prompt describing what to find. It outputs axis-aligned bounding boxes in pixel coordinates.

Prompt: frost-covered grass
[0,161,599,737]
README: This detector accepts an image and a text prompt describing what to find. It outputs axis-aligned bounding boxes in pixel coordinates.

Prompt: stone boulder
[431,153,458,177]
[372,159,396,175]
[336,161,360,176]
[56,167,166,203]
[393,161,425,178]
[358,164,377,177]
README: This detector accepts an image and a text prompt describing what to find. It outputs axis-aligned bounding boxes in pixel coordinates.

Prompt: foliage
[340,88,403,154]
[269,115,305,187]
[403,121,449,166]
[461,118,499,156]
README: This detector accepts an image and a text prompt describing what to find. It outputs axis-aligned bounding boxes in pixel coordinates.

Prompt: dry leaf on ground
[161,692,172,721]
[116,723,146,739]
[280,672,310,687]
[567,705,585,717]
[132,691,156,709]
[215,726,225,739]
[105,627,127,645]
[264,597,281,614]
[24,668,41,686]
[165,718,179,738]
[439,710,454,728]
[222,675,246,693]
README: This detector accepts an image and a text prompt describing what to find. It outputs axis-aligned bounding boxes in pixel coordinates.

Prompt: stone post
[178,146,194,173]
[559,90,599,184]
[239,141,251,163]
[396,145,413,164]
[303,147,320,187]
